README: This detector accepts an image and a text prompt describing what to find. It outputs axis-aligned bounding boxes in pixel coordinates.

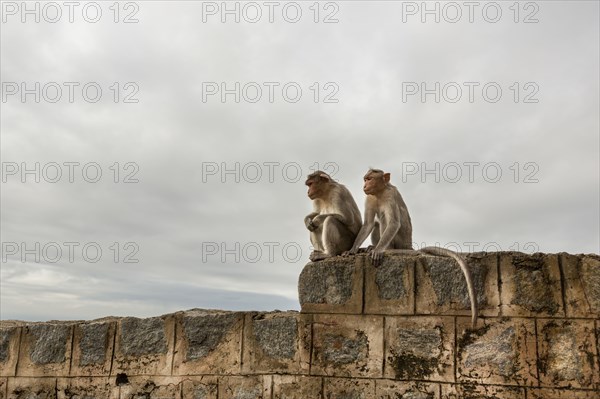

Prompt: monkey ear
[383,173,391,183]
[319,173,331,181]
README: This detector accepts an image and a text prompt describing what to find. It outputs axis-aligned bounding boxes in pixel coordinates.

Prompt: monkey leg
[322,216,355,257]
[309,227,328,261]
[309,228,325,253]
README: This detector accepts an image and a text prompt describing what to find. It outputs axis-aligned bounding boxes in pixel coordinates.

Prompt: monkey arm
[348,206,376,253]
[311,213,348,227]
[349,223,375,252]
[375,221,399,250]
[304,212,319,231]
[373,204,401,251]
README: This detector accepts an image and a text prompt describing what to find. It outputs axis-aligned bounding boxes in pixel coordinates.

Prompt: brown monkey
[304,171,362,262]
[346,169,478,328]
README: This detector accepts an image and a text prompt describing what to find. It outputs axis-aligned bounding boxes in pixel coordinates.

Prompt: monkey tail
[420,247,478,328]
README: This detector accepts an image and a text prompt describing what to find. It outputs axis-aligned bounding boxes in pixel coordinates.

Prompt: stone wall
[1,252,599,399]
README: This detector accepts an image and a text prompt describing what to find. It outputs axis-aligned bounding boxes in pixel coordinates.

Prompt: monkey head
[363,169,390,196]
[305,171,333,200]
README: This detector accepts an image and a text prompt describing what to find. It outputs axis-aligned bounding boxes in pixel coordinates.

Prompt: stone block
[70,320,116,377]
[322,378,375,398]
[441,384,525,399]
[311,314,383,378]
[7,377,57,399]
[456,317,537,386]
[0,327,20,377]
[0,378,6,399]
[537,319,598,389]
[364,253,416,315]
[242,312,310,374]
[376,380,440,399]
[271,376,323,399]
[384,316,454,382]
[416,252,498,320]
[597,319,600,381]
[299,256,364,314]
[499,253,563,317]
[172,309,243,375]
[182,377,219,399]
[57,377,118,399]
[528,388,600,399]
[112,315,174,376]
[561,253,600,317]
[218,376,271,399]
[16,323,73,377]
[118,376,182,399]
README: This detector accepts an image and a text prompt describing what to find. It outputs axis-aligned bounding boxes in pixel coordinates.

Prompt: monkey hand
[304,216,316,232]
[361,245,375,253]
[311,215,326,225]
[342,247,359,256]
[370,247,385,267]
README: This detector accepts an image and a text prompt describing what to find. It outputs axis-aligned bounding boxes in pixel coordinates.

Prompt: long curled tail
[420,247,478,328]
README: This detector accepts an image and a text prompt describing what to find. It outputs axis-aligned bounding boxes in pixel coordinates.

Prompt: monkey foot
[309,251,329,262]
[359,246,374,253]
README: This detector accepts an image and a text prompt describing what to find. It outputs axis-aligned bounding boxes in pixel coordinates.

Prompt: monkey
[345,168,478,328]
[304,171,363,262]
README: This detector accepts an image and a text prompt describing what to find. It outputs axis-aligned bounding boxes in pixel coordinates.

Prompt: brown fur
[304,171,362,261]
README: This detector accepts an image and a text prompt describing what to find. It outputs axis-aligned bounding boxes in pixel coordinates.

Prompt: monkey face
[363,173,380,195]
[363,170,389,195]
[306,178,320,199]
[306,171,331,200]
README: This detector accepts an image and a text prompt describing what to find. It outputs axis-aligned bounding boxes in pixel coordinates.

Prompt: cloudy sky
[1,1,598,321]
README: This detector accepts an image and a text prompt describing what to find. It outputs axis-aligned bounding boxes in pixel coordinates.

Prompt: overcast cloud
[1,1,598,321]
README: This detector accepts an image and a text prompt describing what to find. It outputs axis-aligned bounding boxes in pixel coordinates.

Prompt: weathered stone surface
[441,384,525,399]
[364,254,415,315]
[173,310,243,375]
[7,377,57,399]
[500,253,563,317]
[184,312,237,360]
[79,322,109,366]
[70,321,115,377]
[537,319,598,389]
[323,378,375,398]
[384,317,454,382]
[119,376,182,399]
[271,376,322,399]
[375,257,410,300]
[113,315,174,376]
[528,388,600,399]
[4,252,600,397]
[242,313,310,374]
[562,254,600,317]
[29,324,70,365]
[120,317,167,356]
[581,256,600,313]
[57,376,117,399]
[218,376,271,399]
[416,252,497,318]
[376,380,440,399]
[0,329,14,363]
[457,317,537,386]
[0,328,19,378]
[182,377,218,399]
[299,256,363,314]
[16,323,72,377]
[311,314,383,378]
[254,317,297,359]
[597,319,600,385]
